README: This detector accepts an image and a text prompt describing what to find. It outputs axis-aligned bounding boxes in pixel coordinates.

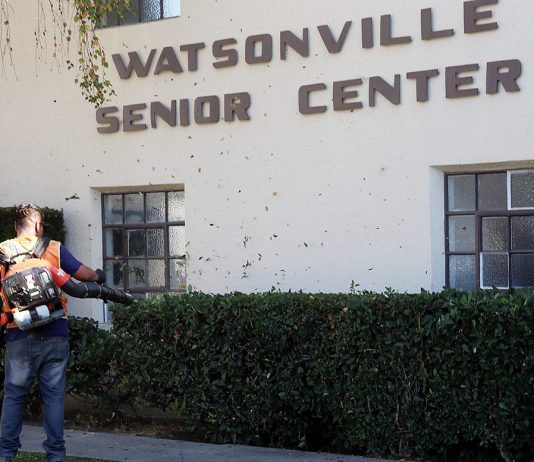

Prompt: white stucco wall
[0,0,532,320]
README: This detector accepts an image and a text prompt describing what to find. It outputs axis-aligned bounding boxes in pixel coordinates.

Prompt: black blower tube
[61,279,134,305]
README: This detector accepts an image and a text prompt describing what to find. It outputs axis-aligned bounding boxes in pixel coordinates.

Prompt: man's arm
[73,264,100,282]
[60,245,103,282]
[57,244,132,305]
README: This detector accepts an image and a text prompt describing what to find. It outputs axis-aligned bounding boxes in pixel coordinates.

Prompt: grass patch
[17,453,110,462]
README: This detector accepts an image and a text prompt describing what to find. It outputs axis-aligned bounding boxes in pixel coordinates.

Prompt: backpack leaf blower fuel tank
[2,265,65,330]
[1,258,133,331]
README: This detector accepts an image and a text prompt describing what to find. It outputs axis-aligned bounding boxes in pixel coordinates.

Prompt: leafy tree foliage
[0,0,132,107]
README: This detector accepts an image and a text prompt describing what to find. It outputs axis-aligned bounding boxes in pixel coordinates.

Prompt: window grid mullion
[506,171,512,289]
[474,174,480,288]
[508,216,512,288]
[444,174,450,287]
[122,194,130,290]
[164,193,171,289]
[142,192,147,261]
[475,212,481,289]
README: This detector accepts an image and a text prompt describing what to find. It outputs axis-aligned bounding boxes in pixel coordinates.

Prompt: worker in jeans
[0,204,102,462]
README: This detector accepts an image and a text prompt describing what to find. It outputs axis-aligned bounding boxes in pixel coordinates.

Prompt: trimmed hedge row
[65,289,534,461]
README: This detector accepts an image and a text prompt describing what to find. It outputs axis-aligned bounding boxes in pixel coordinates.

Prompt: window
[101,0,180,27]
[102,190,186,295]
[445,170,534,290]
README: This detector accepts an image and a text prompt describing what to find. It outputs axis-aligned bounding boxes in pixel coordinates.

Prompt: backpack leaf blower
[0,254,133,331]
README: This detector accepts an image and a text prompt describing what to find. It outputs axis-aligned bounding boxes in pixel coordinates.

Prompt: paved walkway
[20,424,401,462]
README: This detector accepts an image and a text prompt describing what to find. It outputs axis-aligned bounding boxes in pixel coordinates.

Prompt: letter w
[112,50,157,79]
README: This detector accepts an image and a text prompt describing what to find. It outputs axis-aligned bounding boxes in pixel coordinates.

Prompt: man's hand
[95,269,106,284]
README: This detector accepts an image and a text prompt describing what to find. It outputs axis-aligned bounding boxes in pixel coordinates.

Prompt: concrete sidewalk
[19,424,401,462]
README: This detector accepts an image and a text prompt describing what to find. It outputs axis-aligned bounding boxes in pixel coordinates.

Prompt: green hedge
[65,289,531,461]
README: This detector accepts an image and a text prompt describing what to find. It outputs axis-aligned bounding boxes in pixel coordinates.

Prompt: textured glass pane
[141,0,161,21]
[127,260,146,288]
[511,171,534,208]
[126,259,165,288]
[104,260,124,289]
[128,230,145,257]
[448,175,475,211]
[146,259,165,287]
[147,229,164,257]
[511,216,534,250]
[163,0,180,18]
[168,191,185,221]
[448,216,476,252]
[169,226,186,257]
[125,193,144,223]
[104,228,123,257]
[104,195,123,224]
[511,254,534,288]
[478,173,507,210]
[481,253,508,289]
[482,217,508,252]
[121,0,139,24]
[449,255,476,290]
[170,259,187,290]
[147,192,165,223]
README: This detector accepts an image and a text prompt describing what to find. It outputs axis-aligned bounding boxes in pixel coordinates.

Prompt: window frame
[101,0,180,27]
[445,169,534,290]
[101,190,186,295]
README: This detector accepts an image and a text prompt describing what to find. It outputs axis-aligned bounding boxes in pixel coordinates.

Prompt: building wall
[0,0,532,320]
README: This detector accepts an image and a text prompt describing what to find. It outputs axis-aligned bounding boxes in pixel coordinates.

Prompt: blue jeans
[0,334,69,462]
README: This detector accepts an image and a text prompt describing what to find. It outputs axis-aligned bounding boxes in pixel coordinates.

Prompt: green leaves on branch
[68,0,132,107]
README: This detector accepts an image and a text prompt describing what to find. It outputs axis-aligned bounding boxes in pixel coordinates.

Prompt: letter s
[96,107,120,133]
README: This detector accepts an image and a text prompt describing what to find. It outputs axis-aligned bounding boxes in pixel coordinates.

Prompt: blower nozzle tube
[61,280,134,305]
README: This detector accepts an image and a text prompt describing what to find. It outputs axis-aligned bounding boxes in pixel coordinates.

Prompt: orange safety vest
[0,237,69,329]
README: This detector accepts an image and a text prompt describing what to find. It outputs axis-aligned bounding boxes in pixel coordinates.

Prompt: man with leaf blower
[0,204,133,462]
